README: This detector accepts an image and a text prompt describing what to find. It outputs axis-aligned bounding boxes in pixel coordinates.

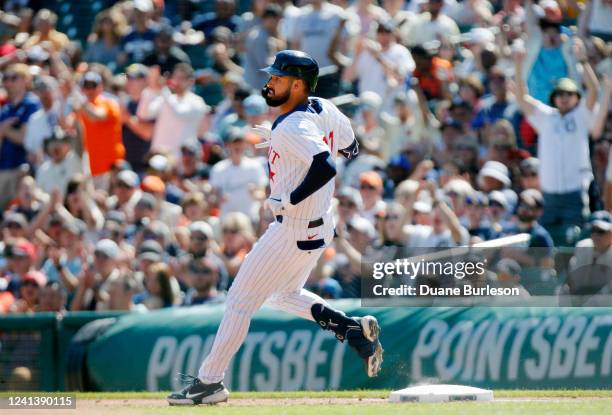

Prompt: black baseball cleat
[351,315,384,377]
[167,374,229,406]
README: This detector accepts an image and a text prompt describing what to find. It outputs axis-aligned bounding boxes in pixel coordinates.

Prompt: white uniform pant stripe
[198,222,328,383]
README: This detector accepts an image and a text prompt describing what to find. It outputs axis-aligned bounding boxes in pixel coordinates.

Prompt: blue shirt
[121,27,158,64]
[472,97,522,135]
[192,13,241,37]
[0,92,40,170]
[528,47,568,104]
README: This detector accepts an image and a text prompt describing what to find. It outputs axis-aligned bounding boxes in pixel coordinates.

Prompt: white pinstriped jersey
[268,97,354,219]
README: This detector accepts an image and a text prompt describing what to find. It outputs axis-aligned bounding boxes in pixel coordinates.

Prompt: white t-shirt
[138,88,209,156]
[209,156,268,220]
[589,0,612,35]
[404,224,470,248]
[293,3,358,68]
[35,151,84,195]
[353,43,415,113]
[527,100,595,193]
[24,106,60,155]
[268,97,355,219]
[408,13,460,46]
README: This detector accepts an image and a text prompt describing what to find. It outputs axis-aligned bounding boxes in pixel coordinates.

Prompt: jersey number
[322,131,334,151]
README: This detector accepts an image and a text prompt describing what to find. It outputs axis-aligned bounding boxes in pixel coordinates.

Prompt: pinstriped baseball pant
[198,220,332,383]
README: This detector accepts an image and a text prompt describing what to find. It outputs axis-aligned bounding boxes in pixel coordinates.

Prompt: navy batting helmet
[261,50,319,92]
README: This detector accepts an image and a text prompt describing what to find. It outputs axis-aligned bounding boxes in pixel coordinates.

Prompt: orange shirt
[414,57,454,100]
[78,95,125,176]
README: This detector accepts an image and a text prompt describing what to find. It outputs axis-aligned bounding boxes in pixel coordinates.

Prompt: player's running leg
[264,252,383,378]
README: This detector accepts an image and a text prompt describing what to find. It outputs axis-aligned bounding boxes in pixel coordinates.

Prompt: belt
[275,215,323,228]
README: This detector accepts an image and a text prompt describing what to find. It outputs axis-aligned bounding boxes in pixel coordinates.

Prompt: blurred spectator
[210,127,267,220]
[118,0,158,66]
[292,0,357,70]
[343,20,414,113]
[9,270,46,313]
[2,239,38,298]
[121,64,154,174]
[141,174,181,227]
[358,171,386,223]
[35,127,84,197]
[384,0,417,46]
[494,258,531,298]
[522,0,580,103]
[315,277,343,300]
[219,212,255,283]
[108,169,141,219]
[70,238,122,311]
[335,187,363,225]
[193,0,241,37]
[409,0,460,46]
[519,157,540,190]
[243,4,284,91]
[98,275,144,311]
[580,0,612,41]
[0,63,40,210]
[183,256,225,306]
[411,45,453,101]
[24,76,61,162]
[62,175,104,232]
[74,71,124,183]
[134,261,178,309]
[515,41,601,234]
[38,281,67,313]
[138,63,210,155]
[22,9,69,52]
[84,10,126,71]
[142,25,191,75]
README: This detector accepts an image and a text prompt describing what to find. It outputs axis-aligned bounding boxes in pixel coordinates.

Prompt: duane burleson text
[372,285,520,297]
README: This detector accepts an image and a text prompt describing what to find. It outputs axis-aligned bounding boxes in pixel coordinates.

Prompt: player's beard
[261,86,291,107]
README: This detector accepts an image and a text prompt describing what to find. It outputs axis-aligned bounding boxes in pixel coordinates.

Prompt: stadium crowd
[0,0,611,313]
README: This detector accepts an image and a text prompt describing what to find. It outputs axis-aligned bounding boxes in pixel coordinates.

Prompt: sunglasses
[82,81,99,89]
[3,74,21,82]
[192,267,214,275]
[522,172,538,178]
[555,91,576,98]
[5,222,23,229]
[591,227,610,235]
[339,201,357,208]
[360,184,377,191]
[489,202,504,209]
[223,228,239,234]
[190,234,208,242]
[22,280,39,287]
[383,215,400,221]
[94,251,110,260]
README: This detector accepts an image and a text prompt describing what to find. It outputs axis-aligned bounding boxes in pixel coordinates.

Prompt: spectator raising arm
[572,37,599,111]
[512,46,538,117]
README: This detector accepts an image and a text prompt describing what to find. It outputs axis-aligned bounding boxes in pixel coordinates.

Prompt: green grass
[2,390,612,415]
[70,389,612,399]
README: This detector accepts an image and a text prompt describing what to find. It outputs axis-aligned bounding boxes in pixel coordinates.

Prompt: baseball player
[167,50,383,406]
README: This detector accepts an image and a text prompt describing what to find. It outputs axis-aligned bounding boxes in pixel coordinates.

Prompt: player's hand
[264,193,294,216]
[252,124,272,148]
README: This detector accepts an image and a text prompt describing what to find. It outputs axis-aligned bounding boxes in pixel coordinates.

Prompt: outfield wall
[84,302,612,391]
[1,304,610,391]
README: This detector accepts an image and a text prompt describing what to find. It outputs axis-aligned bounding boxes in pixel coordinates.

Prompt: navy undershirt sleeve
[289,151,337,205]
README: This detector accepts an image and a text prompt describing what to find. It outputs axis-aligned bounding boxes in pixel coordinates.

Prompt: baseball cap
[3,212,28,228]
[6,240,36,261]
[148,154,170,172]
[141,175,166,194]
[589,211,611,232]
[318,277,342,299]
[244,94,268,117]
[134,0,154,13]
[225,127,246,143]
[347,216,377,239]
[413,200,433,214]
[180,138,202,156]
[262,4,283,18]
[461,27,495,46]
[336,187,363,209]
[80,71,102,86]
[488,190,508,209]
[117,170,140,188]
[22,270,47,288]
[95,239,120,259]
[33,75,57,92]
[359,91,382,111]
[125,63,149,79]
[478,161,511,187]
[138,239,164,262]
[520,157,540,173]
[136,192,157,210]
[188,221,214,240]
[359,171,383,189]
[519,189,544,209]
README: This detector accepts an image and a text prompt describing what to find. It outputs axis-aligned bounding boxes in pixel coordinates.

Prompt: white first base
[389,384,494,403]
